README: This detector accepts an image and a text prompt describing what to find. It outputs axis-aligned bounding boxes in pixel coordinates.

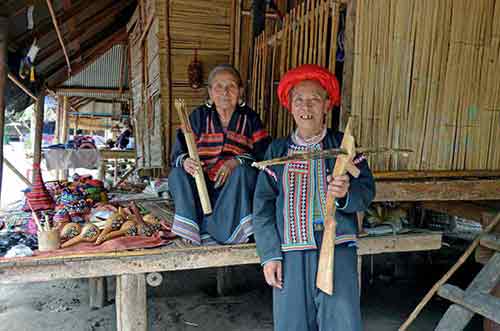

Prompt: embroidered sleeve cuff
[335,192,350,210]
[261,256,283,266]
[175,153,188,167]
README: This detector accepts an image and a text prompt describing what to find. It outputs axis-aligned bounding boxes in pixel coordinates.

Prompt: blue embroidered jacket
[171,104,271,181]
[253,129,376,265]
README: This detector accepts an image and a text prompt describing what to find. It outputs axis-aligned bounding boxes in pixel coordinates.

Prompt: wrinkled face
[208,71,242,112]
[290,80,330,133]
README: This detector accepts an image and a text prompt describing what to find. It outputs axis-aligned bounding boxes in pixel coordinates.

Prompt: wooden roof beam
[47,28,128,87]
[36,0,133,68]
[62,0,82,64]
[75,98,93,110]
[11,0,112,51]
[46,0,72,76]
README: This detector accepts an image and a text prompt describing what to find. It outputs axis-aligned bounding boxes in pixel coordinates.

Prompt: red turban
[277,64,341,111]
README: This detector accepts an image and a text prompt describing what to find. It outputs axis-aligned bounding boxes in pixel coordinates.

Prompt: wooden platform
[0,232,441,331]
[0,232,441,284]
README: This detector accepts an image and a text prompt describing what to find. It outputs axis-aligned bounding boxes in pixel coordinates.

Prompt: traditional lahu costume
[169,103,270,245]
[253,64,375,331]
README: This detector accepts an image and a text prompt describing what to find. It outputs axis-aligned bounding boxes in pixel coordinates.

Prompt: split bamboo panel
[249,0,342,138]
[351,0,500,171]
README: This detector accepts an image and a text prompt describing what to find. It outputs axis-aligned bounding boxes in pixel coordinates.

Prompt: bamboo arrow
[252,147,411,170]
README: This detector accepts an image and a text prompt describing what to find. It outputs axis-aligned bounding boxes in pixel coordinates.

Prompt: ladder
[435,233,500,331]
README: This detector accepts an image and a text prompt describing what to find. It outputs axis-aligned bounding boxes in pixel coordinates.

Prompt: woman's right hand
[182,157,202,177]
[263,260,283,289]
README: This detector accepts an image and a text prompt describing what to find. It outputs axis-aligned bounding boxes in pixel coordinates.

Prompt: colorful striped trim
[280,235,357,252]
[197,133,224,144]
[175,153,188,167]
[226,131,253,147]
[223,144,245,155]
[252,129,269,143]
[353,153,367,165]
[261,256,283,266]
[201,234,218,246]
[334,234,357,245]
[198,146,224,156]
[172,214,201,245]
[281,243,318,251]
[224,214,253,244]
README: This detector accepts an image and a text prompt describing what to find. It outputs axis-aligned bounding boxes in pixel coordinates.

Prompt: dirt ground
[0,245,485,331]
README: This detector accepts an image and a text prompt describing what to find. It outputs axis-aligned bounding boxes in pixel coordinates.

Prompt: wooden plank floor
[0,232,442,284]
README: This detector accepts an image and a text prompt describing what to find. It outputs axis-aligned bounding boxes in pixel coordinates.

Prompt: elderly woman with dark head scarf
[253,64,375,331]
[169,64,271,246]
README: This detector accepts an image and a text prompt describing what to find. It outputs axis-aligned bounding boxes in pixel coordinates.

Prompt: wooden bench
[0,232,441,331]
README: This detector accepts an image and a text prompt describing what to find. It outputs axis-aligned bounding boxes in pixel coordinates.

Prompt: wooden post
[89,277,108,309]
[216,267,233,296]
[60,96,69,179]
[116,273,147,331]
[33,89,46,180]
[54,96,62,144]
[0,16,7,202]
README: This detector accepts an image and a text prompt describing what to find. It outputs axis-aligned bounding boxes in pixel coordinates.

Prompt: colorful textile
[277,64,341,110]
[168,165,257,245]
[25,163,54,211]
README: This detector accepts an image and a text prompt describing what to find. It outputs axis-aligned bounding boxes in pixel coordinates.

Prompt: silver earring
[238,98,246,107]
[206,99,214,108]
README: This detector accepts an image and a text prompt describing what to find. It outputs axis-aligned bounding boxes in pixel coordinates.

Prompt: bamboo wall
[351,0,500,171]
[128,0,234,172]
[249,0,342,138]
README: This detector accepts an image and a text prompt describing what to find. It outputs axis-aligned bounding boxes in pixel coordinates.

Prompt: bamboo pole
[174,99,212,215]
[8,73,37,101]
[33,89,45,176]
[4,158,31,187]
[46,0,71,76]
[234,0,242,70]
[0,16,7,202]
[303,0,310,64]
[298,2,305,65]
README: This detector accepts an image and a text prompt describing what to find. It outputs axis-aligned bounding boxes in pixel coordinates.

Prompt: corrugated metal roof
[61,44,129,89]
[56,90,131,101]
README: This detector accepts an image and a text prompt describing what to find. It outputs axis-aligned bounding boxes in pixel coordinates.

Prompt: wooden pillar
[0,16,7,202]
[116,273,147,331]
[60,96,70,179]
[54,96,62,144]
[216,267,233,296]
[32,89,45,177]
[89,277,108,309]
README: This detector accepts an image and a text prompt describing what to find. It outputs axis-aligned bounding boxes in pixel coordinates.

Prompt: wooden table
[0,232,441,331]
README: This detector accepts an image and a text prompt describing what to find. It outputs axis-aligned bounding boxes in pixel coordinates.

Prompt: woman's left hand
[326,174,350,198]
[214,158,240,188]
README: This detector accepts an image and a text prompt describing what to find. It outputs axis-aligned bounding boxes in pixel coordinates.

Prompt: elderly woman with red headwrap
[253,64,375,331]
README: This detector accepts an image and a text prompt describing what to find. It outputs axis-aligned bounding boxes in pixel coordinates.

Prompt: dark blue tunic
[169,104,270,245]
[253,129,375,331]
